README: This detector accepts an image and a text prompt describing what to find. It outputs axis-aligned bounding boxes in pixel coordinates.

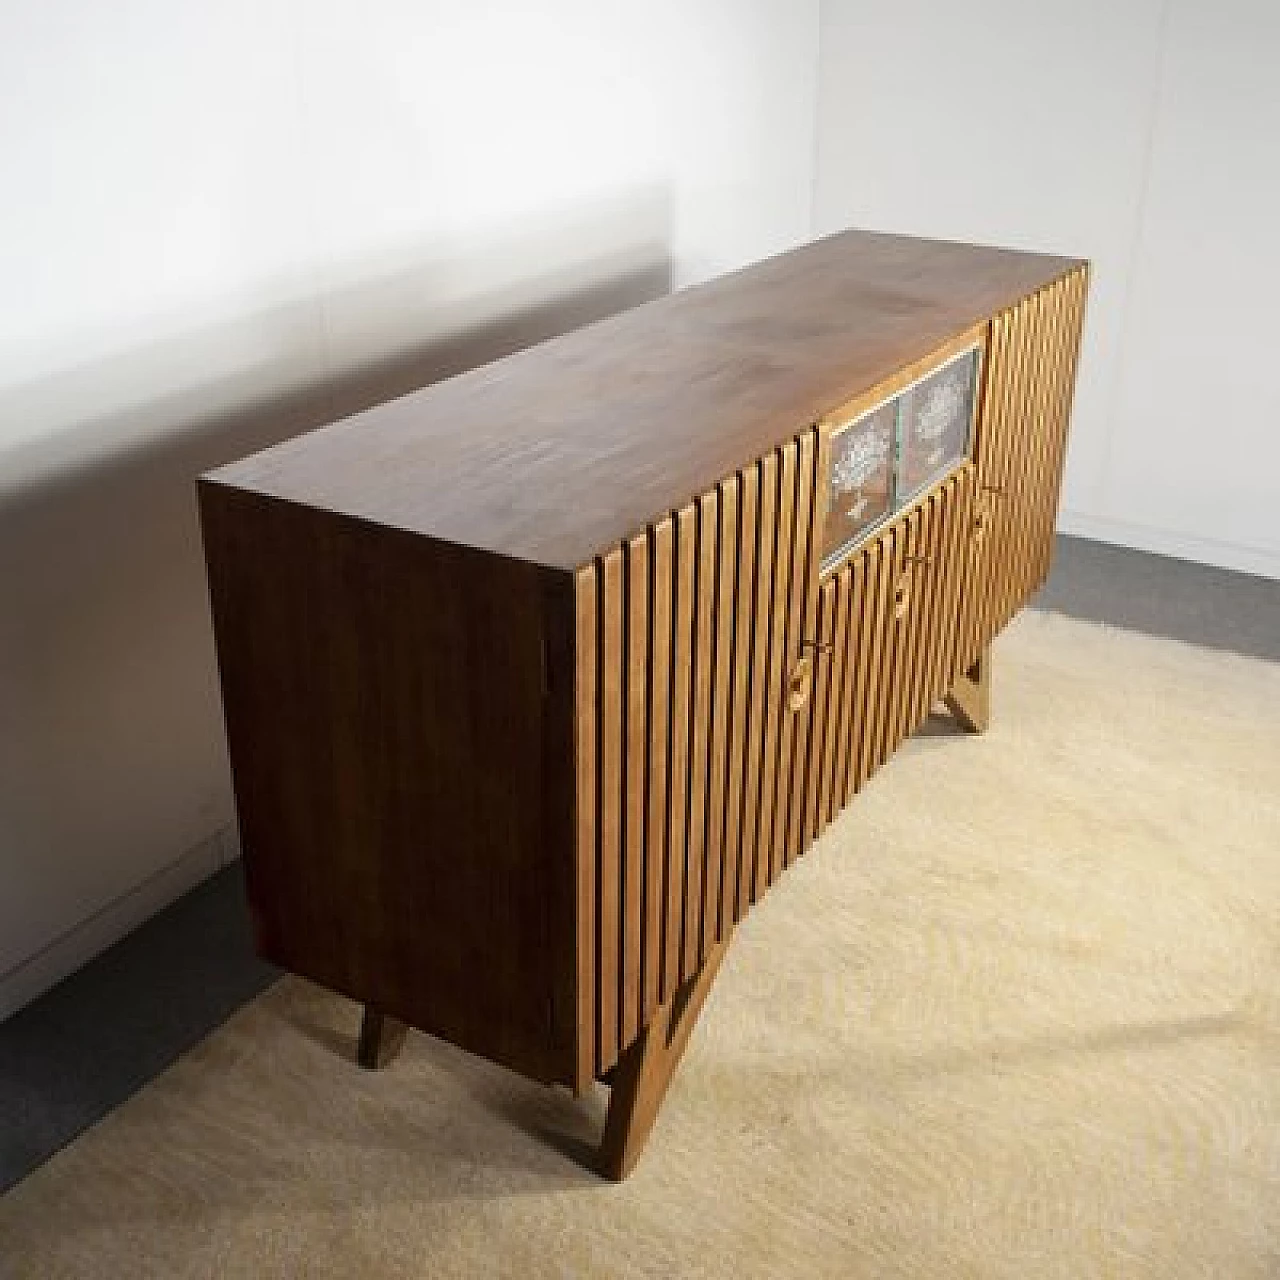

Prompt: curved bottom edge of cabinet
[351,647,991,1181]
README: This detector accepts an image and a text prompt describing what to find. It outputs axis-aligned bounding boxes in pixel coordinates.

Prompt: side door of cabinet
[960,267,1088,668]
[573,427,822,1082]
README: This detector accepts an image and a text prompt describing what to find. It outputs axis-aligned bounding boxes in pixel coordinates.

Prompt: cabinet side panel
[199,486,574,1085]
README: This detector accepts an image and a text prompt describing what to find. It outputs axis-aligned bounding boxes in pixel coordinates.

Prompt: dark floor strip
[0,865,277,1193]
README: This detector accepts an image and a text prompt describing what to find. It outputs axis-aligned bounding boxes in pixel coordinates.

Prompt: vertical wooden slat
[1043,268,1088,578]
[859,524,900,792]
[839,553,869,801]
[1039,273,1076,583]
[900,502,936,744]
[642,521,672,1023]
[574,566,598,1089]
[983,301,1023,641]
[878,510,918,768]
[738,454,777,922]
[1036,273,1083,586]
[770,436,806,880]
[938,468,973,693]
[621,533,648,1048]
[1002,292,1040,627]
[703,478,738,949]
[1009,289,1048,620]
[597,548,624,1072]
[803,579,837,847]
[933,478,963,708]
[905,491,944,734]
[783,430,819,869]
[821,559,854,825]
[965,315,1005,667]
[663,504,696,1003]
[844,545,875,793]
[956,472,991,684]
[706,481,737,952]
[901,507,930,747]
[1024,282,1061,592]
[925,484,957,716]
[683,491,718,980]
[723,465,758,931]
[757,443,796,899]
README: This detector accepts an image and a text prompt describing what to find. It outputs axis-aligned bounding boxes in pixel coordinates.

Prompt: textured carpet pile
[2,610,1278,1277]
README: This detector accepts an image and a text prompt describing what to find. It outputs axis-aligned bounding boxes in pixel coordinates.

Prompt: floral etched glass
[898,347,977,500]
[823,398,896,565]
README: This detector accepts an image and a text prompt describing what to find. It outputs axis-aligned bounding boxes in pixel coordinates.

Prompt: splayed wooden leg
[357,1005,407,1070]
[598,937,729,1181]
[945,648,991,734]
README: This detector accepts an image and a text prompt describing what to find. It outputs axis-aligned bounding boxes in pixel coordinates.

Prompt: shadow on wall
[0,190,674,1013]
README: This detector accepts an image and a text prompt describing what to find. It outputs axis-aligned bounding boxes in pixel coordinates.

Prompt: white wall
[814,0,1280,580]
[0,0,821,1017]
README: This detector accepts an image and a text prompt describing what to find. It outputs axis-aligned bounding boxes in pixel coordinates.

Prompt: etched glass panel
[898,348,977,500]
[822,398,896,565]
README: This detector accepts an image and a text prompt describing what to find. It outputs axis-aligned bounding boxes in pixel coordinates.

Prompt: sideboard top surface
[204,229,1081,572]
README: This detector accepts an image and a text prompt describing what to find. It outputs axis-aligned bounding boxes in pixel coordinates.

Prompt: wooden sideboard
[199,230,1088,1179]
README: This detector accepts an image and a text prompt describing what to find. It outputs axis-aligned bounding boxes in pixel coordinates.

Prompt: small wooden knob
[893,573,912,621]
[787,655,813,712]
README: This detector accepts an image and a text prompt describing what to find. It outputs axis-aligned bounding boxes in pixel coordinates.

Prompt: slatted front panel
[571,268,1086,1086]
[804,466,976,845]
[575,430,820,1080]
[957,265,1088,673]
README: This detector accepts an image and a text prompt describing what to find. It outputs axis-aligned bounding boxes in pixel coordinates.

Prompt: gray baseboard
[1035,534,1280,665]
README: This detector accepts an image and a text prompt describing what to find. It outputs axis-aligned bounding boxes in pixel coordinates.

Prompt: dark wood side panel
[199,483,576,1087]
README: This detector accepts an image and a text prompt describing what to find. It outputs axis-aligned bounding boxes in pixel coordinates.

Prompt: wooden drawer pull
[787,654,813,712]
[893,572,912,620]
[972,500,991,545]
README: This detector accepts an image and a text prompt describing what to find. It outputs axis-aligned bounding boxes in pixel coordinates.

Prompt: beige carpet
[2,610,1279,1279]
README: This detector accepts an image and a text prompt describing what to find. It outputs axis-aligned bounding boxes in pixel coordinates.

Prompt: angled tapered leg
[357,1005,407,1070]
[945,648,990,734]
[598,937,729,1181]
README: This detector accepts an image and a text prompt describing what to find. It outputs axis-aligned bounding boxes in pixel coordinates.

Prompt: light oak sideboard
[199,230,1088,1179]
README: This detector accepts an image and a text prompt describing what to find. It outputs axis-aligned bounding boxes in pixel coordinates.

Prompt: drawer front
[805,466,975,837]
[574,428,821,1080]
[959,265,1088,670]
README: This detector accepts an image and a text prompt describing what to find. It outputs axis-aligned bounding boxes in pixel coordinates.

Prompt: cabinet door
[574,427,821,1078]
[804,466,975,833]
[960,267,1088,669]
